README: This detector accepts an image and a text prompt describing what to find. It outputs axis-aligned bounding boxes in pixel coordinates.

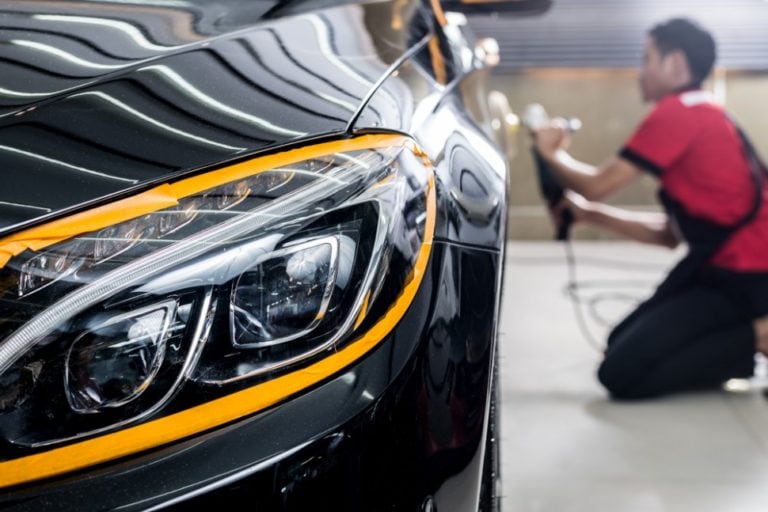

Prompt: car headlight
[0,134,435,487]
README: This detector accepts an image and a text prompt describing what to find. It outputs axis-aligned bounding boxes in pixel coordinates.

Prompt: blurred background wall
[465,0,768,239]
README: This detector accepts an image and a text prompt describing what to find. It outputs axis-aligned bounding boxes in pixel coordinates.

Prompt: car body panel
[0,1,417,234]
[0,0,517,509]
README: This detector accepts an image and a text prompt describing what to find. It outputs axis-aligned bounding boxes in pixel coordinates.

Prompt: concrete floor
[498,241,768,512]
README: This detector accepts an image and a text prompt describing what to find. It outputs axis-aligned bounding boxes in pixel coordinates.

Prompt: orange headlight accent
[0,134,436,489]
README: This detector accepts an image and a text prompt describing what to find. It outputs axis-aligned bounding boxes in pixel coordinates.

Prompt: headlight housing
[0,134,434,486]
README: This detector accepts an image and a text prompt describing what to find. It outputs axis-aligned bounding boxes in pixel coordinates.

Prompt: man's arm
[558,191,680,248]
[534,119,677,248]
[545,152,640,201]
[534,120,640,200]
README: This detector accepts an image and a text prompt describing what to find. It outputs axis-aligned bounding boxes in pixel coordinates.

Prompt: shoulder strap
[647,119,765,303]
[731,120,764,229]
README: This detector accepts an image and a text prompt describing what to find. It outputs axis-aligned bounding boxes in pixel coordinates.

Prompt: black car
[0,1,549,510]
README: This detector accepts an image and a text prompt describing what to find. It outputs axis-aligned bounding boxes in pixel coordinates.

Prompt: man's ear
[664,49,692,84]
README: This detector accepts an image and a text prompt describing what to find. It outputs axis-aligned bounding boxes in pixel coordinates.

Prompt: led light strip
[0,137,435,488]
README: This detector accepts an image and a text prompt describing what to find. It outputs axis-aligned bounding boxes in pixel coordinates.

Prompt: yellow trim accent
[0,134,405,268]
[427,35,447,85]
[353,290,372,330]
[430,0,448,26]
[0,140,436,489]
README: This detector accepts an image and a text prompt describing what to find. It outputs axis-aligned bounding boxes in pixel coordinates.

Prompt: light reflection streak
[315,90,357,112]
[243,37,359,112]
[301,15,375,89]
[299,14,399,125]
[335,153,373,169]
[0,201,51,212]
[0,87,52,98]
[243,38,358,113]
[0,145,137,183]
[11,40,128,70]
[33,14,181,53]
[70,91,244,151]
[276,168,347,185]
[138,64,306,137]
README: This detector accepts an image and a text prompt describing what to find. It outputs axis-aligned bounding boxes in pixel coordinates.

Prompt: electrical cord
[507,238,680,355]
[562,239,610,353]
[560,240,667,353]
[505,241,671,353]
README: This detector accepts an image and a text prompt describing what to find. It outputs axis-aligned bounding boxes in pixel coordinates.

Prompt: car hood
[0,0,416,235]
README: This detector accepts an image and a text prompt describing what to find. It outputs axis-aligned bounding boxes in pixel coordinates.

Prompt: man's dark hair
[649,18,717,87]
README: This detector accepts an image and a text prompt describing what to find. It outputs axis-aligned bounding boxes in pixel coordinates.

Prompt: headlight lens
[65,299,179,413]
[0,135,432,456]
[230,236,339,348]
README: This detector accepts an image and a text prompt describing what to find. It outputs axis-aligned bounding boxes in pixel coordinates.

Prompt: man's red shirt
[621,90,768,271]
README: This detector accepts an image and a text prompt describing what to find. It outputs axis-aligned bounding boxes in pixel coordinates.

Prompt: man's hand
[533,118,572,159]
[551,190,593,226]
[754,315,768,355]
[549,190,594,238]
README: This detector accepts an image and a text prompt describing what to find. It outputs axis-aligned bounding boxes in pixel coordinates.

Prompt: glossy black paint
[0,0,515,510]
[0,1,416,233]
[356,20,508,248]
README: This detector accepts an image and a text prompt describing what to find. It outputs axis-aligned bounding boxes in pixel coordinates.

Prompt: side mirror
[441,0,552,16]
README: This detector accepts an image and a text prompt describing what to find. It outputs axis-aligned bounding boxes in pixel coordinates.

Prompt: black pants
[597,269,768,400]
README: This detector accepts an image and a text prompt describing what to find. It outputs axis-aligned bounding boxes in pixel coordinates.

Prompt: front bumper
[0,241,501,512]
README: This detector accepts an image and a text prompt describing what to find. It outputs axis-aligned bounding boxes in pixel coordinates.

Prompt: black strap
[732,121,765,228]
[644,119,765,305]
